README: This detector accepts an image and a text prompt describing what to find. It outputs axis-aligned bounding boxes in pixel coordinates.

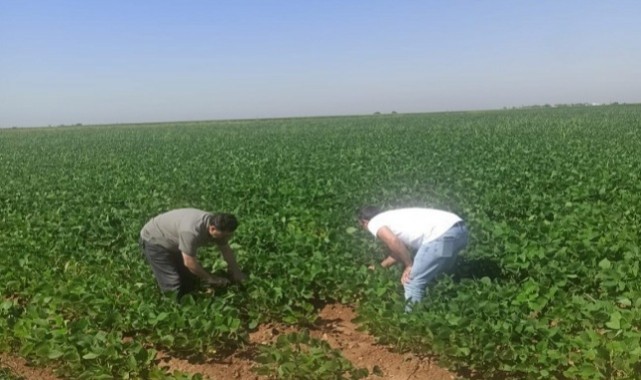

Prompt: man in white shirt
[357,206,469,309]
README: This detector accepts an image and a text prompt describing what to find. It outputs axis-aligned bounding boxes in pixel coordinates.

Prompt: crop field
[1,105,640,379]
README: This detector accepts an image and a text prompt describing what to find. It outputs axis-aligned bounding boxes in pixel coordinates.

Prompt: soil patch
[0,353,61,380]
[158,303,456,379]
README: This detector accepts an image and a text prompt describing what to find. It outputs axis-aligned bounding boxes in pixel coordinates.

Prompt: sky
[1,1,640,128]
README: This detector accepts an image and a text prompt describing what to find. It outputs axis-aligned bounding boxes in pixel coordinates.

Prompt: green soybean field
[1,104,640,379]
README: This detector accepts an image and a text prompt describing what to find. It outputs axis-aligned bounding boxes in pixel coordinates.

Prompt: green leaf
[47,350,64,359]
[598,258,611,269]
[605,312,621,330]
[345,227,358,235]
[617,297,632,307]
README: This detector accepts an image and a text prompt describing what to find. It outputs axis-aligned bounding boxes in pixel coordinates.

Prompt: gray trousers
[139,238,199,298]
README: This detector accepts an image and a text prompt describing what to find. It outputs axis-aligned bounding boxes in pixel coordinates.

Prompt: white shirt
[367,208,462,250]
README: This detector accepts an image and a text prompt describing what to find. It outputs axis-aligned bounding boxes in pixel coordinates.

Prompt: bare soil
[0,353,61,380]
[158,303,456,380]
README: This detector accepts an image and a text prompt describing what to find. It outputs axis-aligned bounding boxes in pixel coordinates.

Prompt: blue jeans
[404,222,469,310]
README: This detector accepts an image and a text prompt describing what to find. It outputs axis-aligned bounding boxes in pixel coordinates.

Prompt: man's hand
[380,255,397,268]
[368,255,397,271]
[230,270,247,284]
[401,266,413,285]
[219,243,246,284]
[207,276,230,287]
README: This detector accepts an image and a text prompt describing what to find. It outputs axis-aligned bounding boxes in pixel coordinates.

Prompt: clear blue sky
[1,1,640,127]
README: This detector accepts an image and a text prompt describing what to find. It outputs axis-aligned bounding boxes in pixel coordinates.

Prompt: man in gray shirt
[139,208,246,298]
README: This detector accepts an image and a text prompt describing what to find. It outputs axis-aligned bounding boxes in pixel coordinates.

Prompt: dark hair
[210,213,239,232]
[357,206,381,221]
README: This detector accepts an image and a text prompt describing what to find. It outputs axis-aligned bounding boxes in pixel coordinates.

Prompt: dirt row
[158,303,455,380]
[1,303,456,380]
[0,353,60,380]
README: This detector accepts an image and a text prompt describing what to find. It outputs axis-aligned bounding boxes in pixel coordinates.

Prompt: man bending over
[139,208,246,298]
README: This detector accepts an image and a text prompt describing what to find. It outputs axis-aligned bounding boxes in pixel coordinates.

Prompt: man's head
[357,206,381,229]
[207,213,238,241]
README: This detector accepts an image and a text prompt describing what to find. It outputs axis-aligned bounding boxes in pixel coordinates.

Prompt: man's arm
[182,253,229,286]
[218,243,247,283]
[376,226,413,284]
